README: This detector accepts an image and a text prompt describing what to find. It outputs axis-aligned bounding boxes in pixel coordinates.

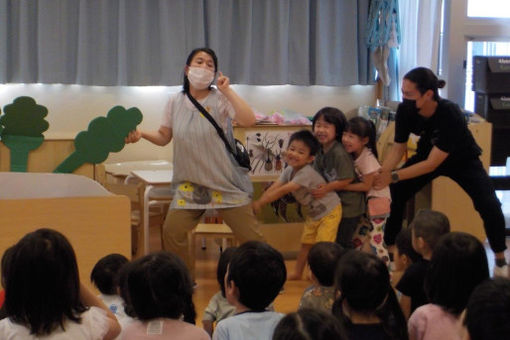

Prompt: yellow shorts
[301,204,342,244]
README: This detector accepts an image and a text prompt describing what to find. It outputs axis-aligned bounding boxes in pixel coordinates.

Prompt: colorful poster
[245,130,293,177]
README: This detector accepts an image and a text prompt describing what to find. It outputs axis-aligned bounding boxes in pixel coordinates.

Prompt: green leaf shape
[0,96,49,137]
[2,135,44,172]
[54,106,143,173]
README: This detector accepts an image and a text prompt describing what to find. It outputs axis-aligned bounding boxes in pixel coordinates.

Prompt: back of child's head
[307,242,346,286]
[273,308,348,340]
[333,251,408,340]
[345,116,378,159]
[288,130,320,156]
[90,253,129,295]
[410,209,450,251]
[227,241,286,311]
[395,228,421,263]
[464,277,510,340]
[424,232,489,316]
[312,107,347,142]
[120,251,196,324]
[2,228,85,335]
[217,247,237,297]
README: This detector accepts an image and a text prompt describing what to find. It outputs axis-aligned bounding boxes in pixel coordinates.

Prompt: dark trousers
[336,215,362,248]
[384,155,507,253]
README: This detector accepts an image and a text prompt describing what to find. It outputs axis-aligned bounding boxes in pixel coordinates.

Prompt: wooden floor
[147,226,309,327]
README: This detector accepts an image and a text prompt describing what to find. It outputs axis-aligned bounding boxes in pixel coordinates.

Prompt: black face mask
[400,98,419,115]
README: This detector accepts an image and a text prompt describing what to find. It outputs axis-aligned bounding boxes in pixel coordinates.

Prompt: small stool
[188,223,237,280]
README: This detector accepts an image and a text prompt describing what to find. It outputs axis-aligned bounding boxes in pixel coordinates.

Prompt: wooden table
[129,170,173,255]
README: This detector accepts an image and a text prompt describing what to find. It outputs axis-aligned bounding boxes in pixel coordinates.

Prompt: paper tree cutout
[0,96,49,172]
[54,106,143,173]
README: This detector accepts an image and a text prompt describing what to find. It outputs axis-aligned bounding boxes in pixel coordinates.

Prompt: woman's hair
[2,228,86,335]
[312,107,347,142]
[273,308,348,340]
[183,47,218,93]
[403,67,446,101]
[120,251,196,324]
[90,253,129,295]
[345,116,378,159]
[217,247,237,297]
[424,232,489,315]
[332,251,408,340]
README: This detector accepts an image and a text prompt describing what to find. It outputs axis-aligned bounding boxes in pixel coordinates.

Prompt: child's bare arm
[79,283,121,340]
[344,172,376,192]
[253,181,300,214]
[399,294,411,320]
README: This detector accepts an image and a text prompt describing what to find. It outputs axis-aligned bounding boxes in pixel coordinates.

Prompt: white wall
[0,83,376,162]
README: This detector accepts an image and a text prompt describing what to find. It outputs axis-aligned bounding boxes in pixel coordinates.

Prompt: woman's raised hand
[125,129,142,144]
[216,71,230,93]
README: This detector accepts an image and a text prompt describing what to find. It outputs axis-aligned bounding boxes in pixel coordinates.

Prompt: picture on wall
[246,130,293,177]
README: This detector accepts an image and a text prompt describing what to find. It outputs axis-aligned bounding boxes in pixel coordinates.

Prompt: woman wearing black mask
[374,67,507,276]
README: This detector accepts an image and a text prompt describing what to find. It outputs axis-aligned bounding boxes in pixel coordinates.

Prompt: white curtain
[398,0,443,84]
[0,0,373,86]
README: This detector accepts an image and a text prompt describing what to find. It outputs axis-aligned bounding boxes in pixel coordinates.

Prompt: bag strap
[185,91,236,155]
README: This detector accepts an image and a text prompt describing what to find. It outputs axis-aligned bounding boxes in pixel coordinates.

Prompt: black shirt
[394,99,481,162]
[348,322,392,340]
[396,259,430,313]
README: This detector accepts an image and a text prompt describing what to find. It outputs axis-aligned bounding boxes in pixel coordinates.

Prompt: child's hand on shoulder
[216,71,230,93]
[312,183,330,199]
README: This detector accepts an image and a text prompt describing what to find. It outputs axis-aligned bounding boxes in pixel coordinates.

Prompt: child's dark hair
[217,247,237,297]
[227,241,286,311]
[288,130,320,156]
[332,251,408,340]
[425,232,489,316]
[273,308,348,340]
[183,47,218,93]
[90,253,129,295]
[312,107,347,142]
[2,228,86,335]
[120,251,197,324]
[307,242,346,286]
[464,277,510,340]
[394,228,421,263]
[345,116,378,159]
[403,67,446,101]
[410,209,450,251]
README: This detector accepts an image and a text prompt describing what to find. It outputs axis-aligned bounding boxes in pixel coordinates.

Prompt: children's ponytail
[374,289,409,340]
[346,117,378,159]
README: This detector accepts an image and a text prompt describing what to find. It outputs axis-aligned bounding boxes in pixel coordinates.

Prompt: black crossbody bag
[185,91,252,170]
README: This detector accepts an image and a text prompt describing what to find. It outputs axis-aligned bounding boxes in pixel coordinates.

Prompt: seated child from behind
[392,227,421,295]
[252,130,342,280]
[396,209,450,318]
[202,247,237,337]
[91,253,130,326]
[213,241,286,340]
[299,242,346,312]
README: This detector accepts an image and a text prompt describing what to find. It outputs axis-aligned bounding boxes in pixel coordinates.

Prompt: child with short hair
[202,247,237,337]
[408,232,490,340]
[253,130,342,280]
[213,241,286,340]
[0,228,120,339]
[91,253,130,321]
[119,251,209,340]
[462,277,510,340]
[332,251,408,340]
[298,242,346,312]
[273,308,348,340]
[396,209,450,317]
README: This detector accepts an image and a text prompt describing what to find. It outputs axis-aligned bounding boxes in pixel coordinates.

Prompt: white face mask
[187,66,215,90]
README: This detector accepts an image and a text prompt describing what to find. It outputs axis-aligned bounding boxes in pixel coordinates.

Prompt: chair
[104,182,168,257]
[187,223,237,280]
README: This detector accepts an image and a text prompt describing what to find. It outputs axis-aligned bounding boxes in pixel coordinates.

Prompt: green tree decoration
[54,106,143,173]
[0,96,49,172]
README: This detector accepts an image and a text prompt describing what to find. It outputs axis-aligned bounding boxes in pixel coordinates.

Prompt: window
[468,0,510,18]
